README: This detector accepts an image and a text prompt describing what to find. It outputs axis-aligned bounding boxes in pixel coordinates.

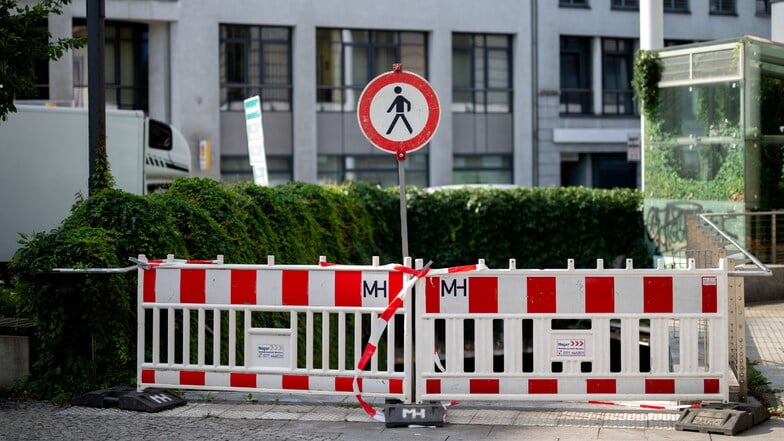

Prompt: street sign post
[357,64,440,260]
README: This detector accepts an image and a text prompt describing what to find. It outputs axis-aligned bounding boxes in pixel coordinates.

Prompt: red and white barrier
[414,258,730,404]
[136,255,413,402]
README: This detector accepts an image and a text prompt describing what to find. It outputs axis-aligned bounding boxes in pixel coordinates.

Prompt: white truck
[0,104,192,264]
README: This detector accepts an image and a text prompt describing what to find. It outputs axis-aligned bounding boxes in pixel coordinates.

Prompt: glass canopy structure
[644,36,784,261]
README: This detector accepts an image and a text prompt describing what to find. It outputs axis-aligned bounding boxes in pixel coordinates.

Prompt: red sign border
[357,70,440,155]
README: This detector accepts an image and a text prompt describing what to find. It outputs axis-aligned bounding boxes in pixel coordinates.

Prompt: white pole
[639,0,663,51]
[773,0,784,43]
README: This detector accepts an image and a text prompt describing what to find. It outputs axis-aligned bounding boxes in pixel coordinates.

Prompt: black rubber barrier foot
[676,399,769,436]
[385,402,445,428]
[71,387,186,413]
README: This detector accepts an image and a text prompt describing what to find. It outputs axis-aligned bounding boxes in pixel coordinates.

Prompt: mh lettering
[363,280,388,298]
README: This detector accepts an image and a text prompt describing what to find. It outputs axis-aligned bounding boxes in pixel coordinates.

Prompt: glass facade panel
[560,36,592,115]
[451,33,512,113]
[317,154,428,187]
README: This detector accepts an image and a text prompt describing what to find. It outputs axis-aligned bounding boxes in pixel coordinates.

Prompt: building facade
[36,0,772,189]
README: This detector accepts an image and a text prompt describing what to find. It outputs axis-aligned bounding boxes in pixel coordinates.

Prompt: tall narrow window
[72,19,148,111]
[560,36,592,115]
[602,38,635,116]
[452,33,512,113]
[219,25,292,112]
[316,29,427,112]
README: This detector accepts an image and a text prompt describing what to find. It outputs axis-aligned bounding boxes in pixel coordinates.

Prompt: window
[611,0,638,10]
[72,20,148,111]
[559,0,588,7]
[453,155,512,184]
[452,34,513,113]
[317,154,428,187]
[220,155,292,185]
[602,38,635,116]
[664,0,689,13]
[756,0,771,16]
[316,29,427,112]
[560,36,592,115]
[220,25,292,112]
[710,0,736,15]
[14,18,49,100]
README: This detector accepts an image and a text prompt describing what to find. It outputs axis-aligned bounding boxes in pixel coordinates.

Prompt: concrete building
[32,0,773,189]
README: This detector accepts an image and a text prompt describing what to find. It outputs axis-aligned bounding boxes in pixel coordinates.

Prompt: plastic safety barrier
[136,255,413,402]
[414,258,730,404]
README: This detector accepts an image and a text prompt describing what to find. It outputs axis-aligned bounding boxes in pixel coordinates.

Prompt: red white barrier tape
[352,261,433,422]
[588,400,701,411]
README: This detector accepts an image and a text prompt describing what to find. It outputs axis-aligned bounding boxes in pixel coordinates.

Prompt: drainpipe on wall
[531,0,539,186]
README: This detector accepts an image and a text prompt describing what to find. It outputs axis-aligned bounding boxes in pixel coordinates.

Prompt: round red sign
[357,69,440,155]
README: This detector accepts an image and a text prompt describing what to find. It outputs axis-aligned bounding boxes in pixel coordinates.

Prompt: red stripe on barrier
[704,378,720,394]
[231,270,256,305]
[587,379,617,394]
[469,277,498,313]
[527,277,556,313]
[529,379,558,394]
[470,379,499,394]
[282,375,309,390]
[389,379,403,394]
[585,277,614,313]
[389,272,404,306]
[141,369,155,384]
[282,270,309,306]
[230,373,257,388]
[336,377,357,392]
[335,271,362,307]
[644,277,673,313]
[180,269,206,304]
[702,277,718,313]
[180,371,205,386]
[143,269,157,303]
[427,379,441,394]
[645,378,675,394]
[426,277,441,313]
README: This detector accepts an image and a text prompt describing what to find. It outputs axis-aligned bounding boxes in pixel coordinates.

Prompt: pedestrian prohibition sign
[357,65,440,156]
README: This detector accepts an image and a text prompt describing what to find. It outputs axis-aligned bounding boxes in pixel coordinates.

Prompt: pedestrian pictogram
[357,65,440,156]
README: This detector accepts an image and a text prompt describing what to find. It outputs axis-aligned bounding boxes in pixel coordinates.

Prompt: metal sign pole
[398,152,409,260]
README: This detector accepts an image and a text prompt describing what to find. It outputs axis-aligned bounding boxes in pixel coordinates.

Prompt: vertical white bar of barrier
[354,311,362,368]
[338,312,346,371]
[621,318,640,373]
[650,318,669,374]
[679,318,698,373]
[213,308,221,367]
[228,309,236,367]
[386,311,395,374]
[371,312,379,371]
[533,319,549,373]
[291,311,298,369]
[322,311,330,370]
[152,306,160,365]
[475,318,493,373]
[306,310,314,370]
[198,308,206,366]
[167,308,175,365]
[593,318,611,373]
[183,308,190,365]
[446,319,464,373]
[137,268,145,390]
[244,310,252,367]
[504,319,522,372]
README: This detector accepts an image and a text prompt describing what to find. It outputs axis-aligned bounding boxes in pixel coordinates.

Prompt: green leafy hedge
[7,178,650,401]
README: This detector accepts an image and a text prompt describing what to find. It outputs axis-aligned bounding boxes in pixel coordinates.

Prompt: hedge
[6,178,651,401]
